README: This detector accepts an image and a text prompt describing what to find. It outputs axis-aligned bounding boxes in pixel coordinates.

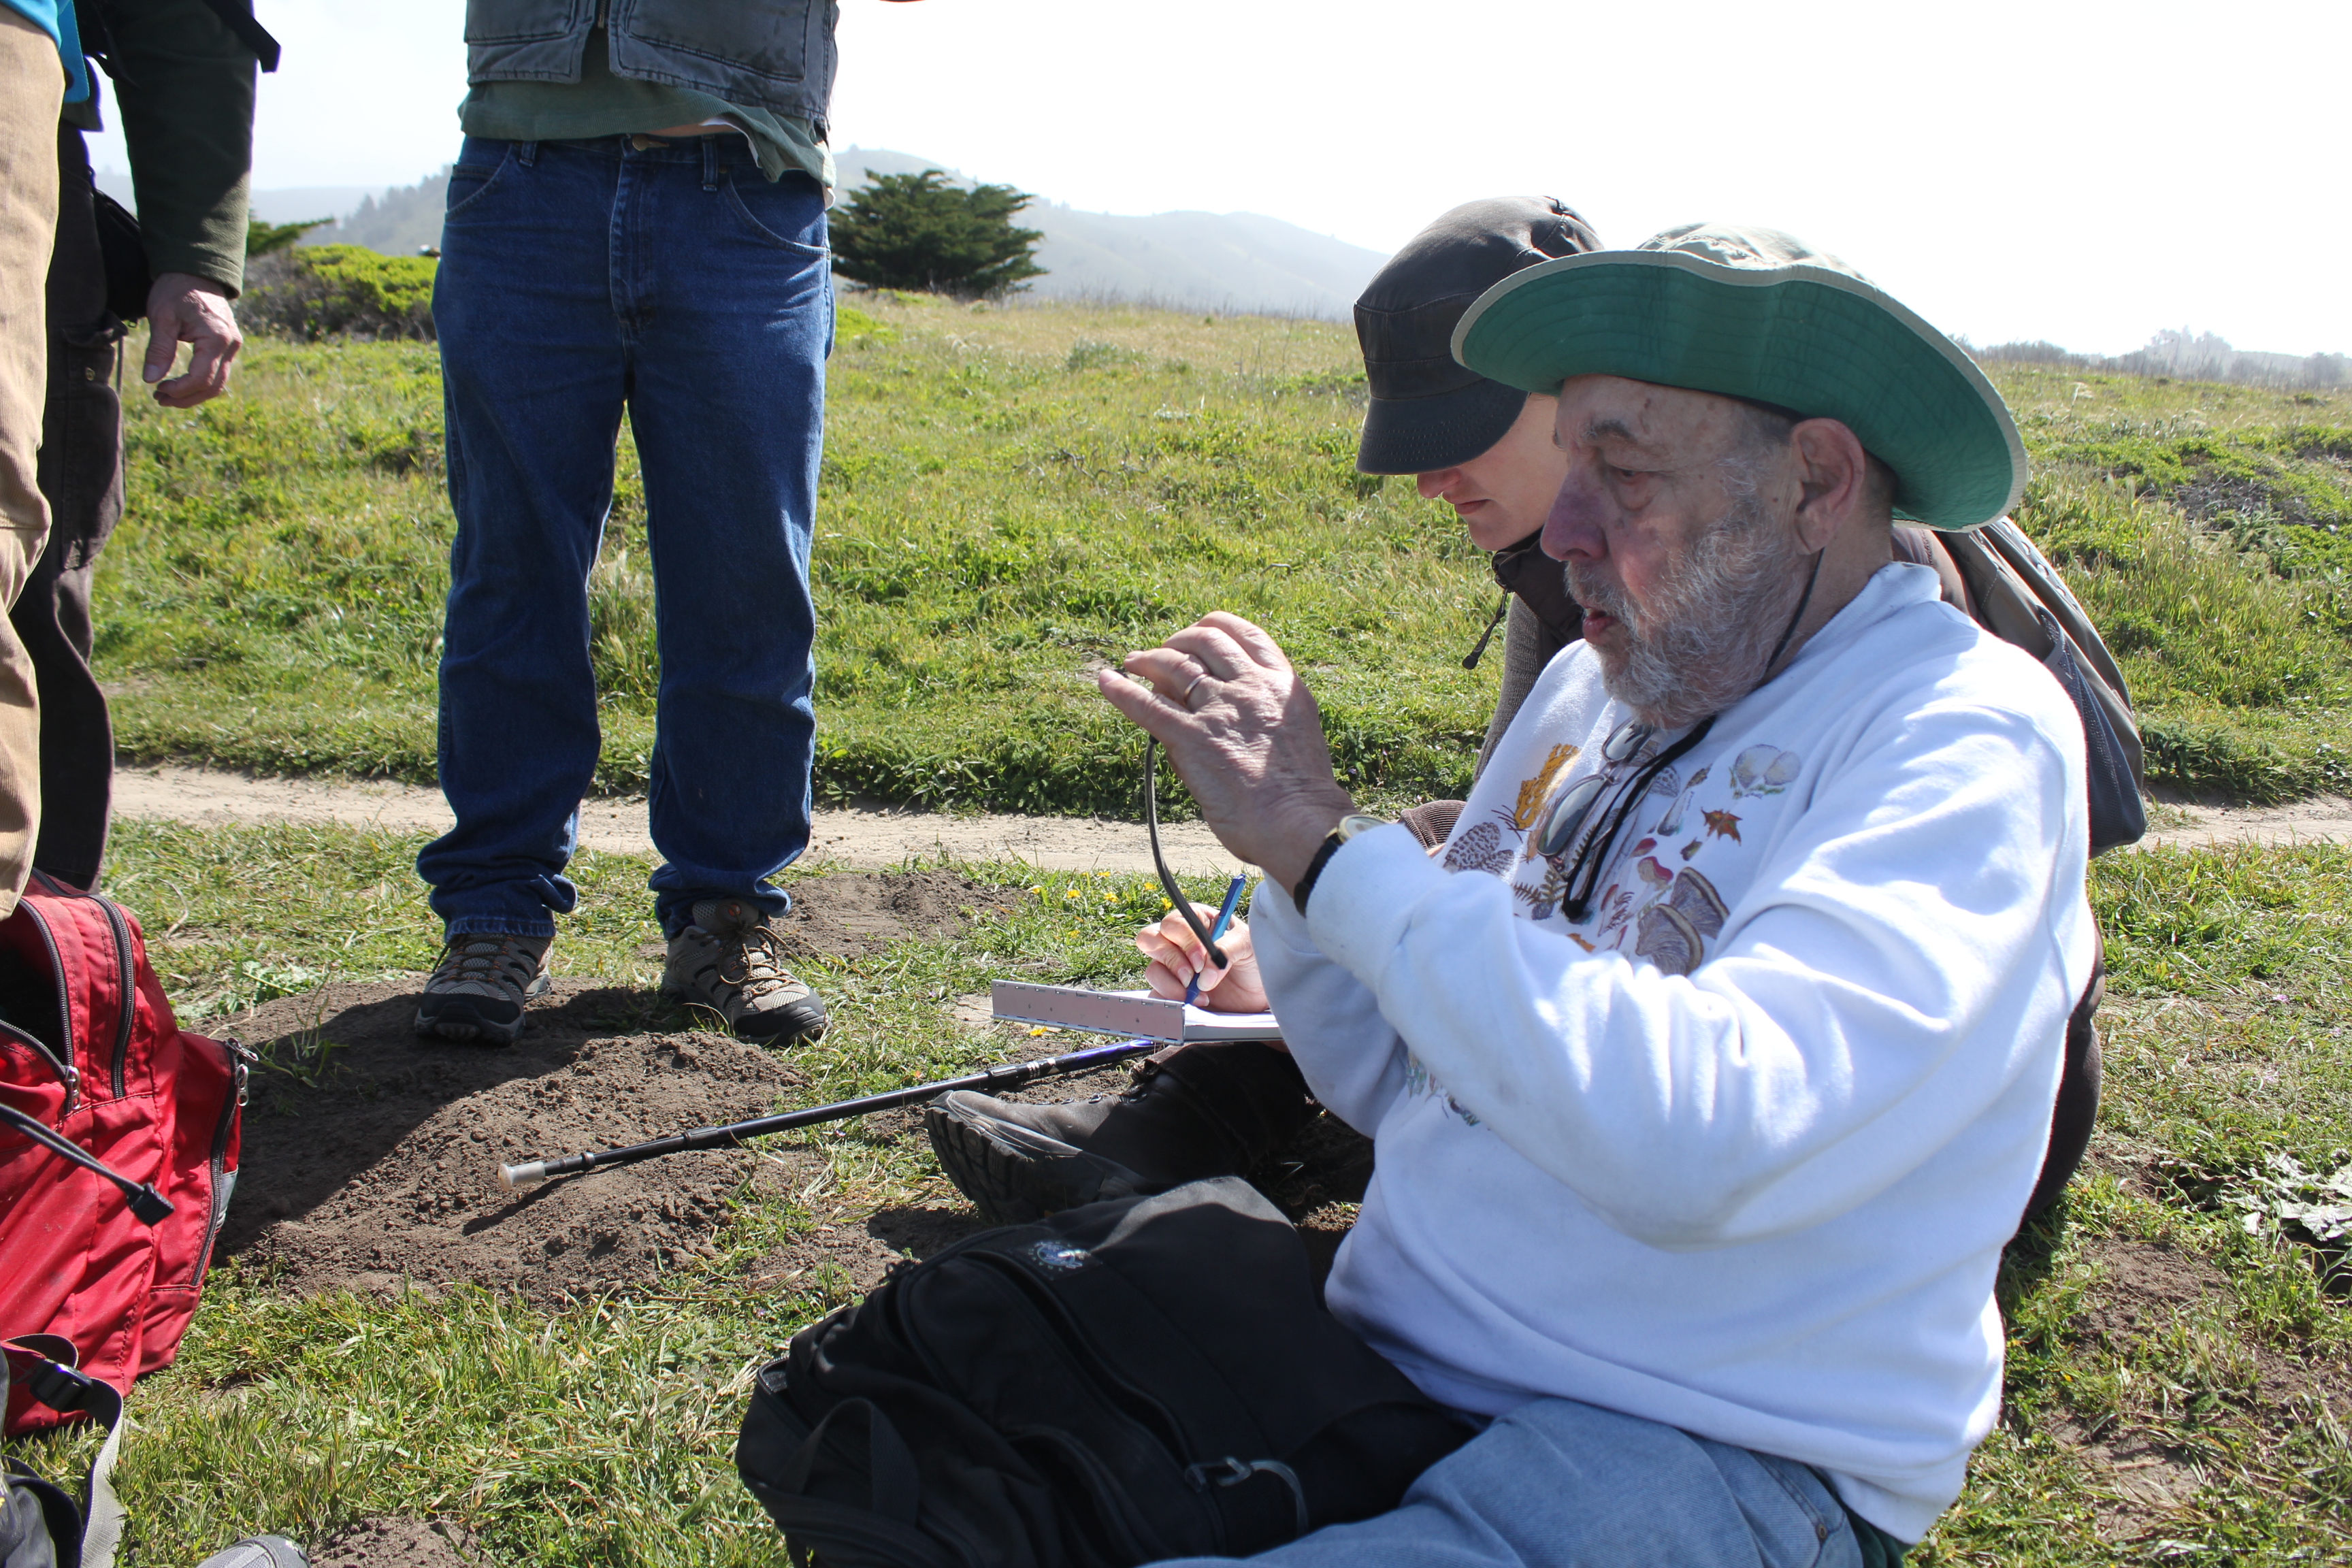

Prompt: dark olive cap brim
[1353,196,1600,474]
[1454,245,2028,531]
[1356,377,1530,475]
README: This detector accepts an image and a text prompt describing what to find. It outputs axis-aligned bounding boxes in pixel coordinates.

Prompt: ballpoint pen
[1184,872,1250,1008]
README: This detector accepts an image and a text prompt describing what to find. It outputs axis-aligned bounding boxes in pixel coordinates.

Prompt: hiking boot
[414,931,553,1045]
[664,898,828,1044]
[926,1039,1316,1224]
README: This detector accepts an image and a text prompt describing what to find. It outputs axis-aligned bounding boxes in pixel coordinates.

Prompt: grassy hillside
[94,295,2352,810]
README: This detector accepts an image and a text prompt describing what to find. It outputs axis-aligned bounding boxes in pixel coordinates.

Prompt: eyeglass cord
[1554,546,1826,923]
[1558,717,1716,923]
[1143,738,1229,973]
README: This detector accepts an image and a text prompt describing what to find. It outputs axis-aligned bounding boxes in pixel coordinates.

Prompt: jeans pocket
[444,147,514,220]
[721,173,828,259]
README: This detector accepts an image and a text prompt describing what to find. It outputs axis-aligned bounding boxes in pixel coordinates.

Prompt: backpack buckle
[1183,1456,1309,1536]
[23,1356,99,1416]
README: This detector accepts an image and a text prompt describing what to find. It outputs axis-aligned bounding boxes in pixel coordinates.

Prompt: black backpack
[736,1178,1471,1568]
[1,1338,126,1568]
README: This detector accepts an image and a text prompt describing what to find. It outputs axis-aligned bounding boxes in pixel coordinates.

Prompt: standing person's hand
[142,273,242,408]
[1096,612,1356,895]
[1137,909,1268,1013]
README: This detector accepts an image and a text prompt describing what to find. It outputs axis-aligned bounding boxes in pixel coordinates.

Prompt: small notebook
[990,981,1282,1043]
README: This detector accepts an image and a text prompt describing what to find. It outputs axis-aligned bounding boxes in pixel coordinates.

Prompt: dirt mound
[216,870,1020,1301]
[773,868,1022,960]
[223,979,804,1301]
[309,1518,478,1568]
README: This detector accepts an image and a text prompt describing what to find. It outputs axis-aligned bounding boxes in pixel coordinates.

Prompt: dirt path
[2140,794,2352,850]
[114,764,1244,875]
[110,764,2352,862]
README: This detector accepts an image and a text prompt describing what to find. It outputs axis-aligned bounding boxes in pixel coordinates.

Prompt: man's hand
[142,273,242,408]
[1096,612,1356,893]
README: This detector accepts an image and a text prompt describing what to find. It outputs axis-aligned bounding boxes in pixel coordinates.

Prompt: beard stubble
[1565,494,1813,729]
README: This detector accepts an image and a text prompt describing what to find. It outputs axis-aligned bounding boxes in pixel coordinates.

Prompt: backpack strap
[761,1399,955,1568]
[1,1339,128,1568]
[2031,606,2149,851]
[1940,524,2147,851]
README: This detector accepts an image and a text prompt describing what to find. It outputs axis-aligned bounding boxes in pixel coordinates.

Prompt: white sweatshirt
[1254,563,2094,1541]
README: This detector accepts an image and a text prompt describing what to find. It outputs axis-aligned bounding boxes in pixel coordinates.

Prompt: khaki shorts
[0,6,65,915]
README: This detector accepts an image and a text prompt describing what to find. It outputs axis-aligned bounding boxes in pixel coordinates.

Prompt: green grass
[1994,364,2352,801]
[99,297,1487,814]
[93,295,2352,812]
[6,822,2349,1564]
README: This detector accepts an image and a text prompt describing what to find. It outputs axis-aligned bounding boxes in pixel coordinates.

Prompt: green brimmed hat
[1450,223,2027,531]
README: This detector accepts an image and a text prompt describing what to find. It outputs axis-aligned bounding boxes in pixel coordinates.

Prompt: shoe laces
[691,902,801,996]
[721,925,797,994]
[434,932,544,985]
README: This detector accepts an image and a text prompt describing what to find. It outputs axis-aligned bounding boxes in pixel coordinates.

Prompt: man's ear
[1786,419,1873,552]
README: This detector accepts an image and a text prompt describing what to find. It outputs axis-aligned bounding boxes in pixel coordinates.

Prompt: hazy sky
[86,0,2349,357]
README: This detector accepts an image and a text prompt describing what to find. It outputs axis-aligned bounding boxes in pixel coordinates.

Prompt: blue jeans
[419,134,827,939]
[1156,1398,1869,1568]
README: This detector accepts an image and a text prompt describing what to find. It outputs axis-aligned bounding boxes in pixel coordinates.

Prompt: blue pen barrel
[1184,874,1251,1008]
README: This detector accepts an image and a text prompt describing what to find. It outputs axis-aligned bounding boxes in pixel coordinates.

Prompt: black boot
[926,1040,1316,1224]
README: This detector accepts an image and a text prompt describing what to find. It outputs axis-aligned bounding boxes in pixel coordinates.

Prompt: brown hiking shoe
[414,931,553,1045]
[663,898,828,1044]
[926,1039,1315,1224]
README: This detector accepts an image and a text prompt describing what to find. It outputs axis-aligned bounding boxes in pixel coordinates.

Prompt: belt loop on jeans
[516,140,539,168]
[701,137,719,192]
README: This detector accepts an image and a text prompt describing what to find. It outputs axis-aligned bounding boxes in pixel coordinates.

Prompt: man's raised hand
[1095,612,1355,893]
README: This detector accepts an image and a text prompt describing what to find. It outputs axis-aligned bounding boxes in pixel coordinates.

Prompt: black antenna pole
[499,1034,1164,1188]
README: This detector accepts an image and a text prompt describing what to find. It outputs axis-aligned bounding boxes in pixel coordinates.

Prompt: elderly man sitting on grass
[1102,225,2093,1565]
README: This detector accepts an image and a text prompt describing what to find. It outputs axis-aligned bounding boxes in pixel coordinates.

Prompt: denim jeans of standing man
[1154,1397,1876,1568]
[420,133,827,941]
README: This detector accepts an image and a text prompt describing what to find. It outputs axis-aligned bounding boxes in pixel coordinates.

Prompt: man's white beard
[1567,497,1812,729]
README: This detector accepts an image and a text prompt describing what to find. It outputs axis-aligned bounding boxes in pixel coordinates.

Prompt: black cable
[1144,739,1228,970]
[0,1102,173,1226]
[1461,592,1510,670]
[1558,717,1716,924]
[1762,549,1827,679]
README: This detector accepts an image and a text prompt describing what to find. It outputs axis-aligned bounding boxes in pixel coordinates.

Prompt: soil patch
[223,979,804,1302]
[2040,1227,2352,1537]
[308,1518,479,1568]
[2174,472,2328,527]
[772,870,1024,962]
[218,871,1025,1301]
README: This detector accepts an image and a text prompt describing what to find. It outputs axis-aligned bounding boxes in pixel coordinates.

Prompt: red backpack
[0,871,246,1436]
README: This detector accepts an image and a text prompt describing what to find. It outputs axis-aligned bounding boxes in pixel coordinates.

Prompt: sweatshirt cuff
[144,233,247,298]
[1301,822,1450,985]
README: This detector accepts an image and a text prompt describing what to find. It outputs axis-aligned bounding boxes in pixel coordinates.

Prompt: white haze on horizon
[76,0,2352,362]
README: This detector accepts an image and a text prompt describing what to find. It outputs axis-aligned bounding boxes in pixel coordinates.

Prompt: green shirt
[65,0,260,294]
[458,24,831,193]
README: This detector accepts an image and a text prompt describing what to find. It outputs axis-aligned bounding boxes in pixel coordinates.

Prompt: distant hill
[94,167,381,232]
[1976,329,2349,391]
[112,146,1390,318]
[836,147,1384,318]
[300,172,449,257]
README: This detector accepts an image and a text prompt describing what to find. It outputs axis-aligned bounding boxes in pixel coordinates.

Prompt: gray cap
[1354,196,1601,474]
